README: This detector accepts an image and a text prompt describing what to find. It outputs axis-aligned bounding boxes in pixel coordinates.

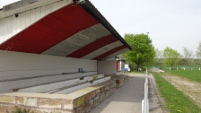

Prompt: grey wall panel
[98,60,116,75]
[0,51,97,92]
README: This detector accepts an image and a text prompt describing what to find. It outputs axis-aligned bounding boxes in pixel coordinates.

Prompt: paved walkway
[91,74,164,113]
[91,74,144,113]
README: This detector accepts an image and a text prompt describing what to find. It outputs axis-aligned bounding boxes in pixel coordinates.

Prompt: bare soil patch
[162,74,201,108]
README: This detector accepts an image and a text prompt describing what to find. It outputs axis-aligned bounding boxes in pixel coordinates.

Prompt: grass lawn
[166,70,201,83]
[128,70,145,74]
[152,72,201,113]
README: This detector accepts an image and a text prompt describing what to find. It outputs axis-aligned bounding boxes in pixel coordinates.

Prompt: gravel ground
[163,74,201,109]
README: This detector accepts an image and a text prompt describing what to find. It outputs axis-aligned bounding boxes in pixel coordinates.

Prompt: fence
[142,69,149,113]
[161,67,201,71]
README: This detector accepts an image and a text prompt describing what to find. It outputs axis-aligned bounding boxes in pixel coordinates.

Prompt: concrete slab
[17,74,105,93]
[53,76,111,94]
[0,72,97,92]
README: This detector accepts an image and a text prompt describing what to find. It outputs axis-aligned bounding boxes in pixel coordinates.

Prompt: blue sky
[1,0,201,55]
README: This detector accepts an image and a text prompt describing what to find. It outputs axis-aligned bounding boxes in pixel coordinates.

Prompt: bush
[6,107,34,113]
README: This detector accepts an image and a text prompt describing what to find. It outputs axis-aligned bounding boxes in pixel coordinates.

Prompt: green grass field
[128,70,145,74]
[152,72,201,113]
[166,70,201,83]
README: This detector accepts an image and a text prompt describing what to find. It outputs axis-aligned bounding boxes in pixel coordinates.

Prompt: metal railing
[160,67,201,71]
[142,69,149,113]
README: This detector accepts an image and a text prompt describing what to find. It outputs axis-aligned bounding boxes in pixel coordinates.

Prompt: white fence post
[142,69,149,113]
[166,67,201,70]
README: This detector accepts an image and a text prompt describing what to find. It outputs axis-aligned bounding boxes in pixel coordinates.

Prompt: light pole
[146,32,149,69]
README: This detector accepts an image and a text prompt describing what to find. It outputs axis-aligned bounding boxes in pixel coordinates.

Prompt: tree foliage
[163,47,181,67]
[154,48,163,66]
[196,42,201,59]
[196,42,201,65]
[183,47,194,65]
[6,106,34,113]
[123,33,155,70]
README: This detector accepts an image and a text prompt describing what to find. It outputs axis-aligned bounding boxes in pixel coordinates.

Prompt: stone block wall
[112,75,129,88]
[0,75,128,113]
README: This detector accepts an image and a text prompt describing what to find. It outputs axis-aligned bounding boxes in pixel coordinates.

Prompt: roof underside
[0,0,131,60]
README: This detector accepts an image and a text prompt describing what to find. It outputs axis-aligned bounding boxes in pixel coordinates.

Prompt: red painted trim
[0,4,98,54]
[116,60,120,71]
[67,35,117,58]
[93,45,126,60]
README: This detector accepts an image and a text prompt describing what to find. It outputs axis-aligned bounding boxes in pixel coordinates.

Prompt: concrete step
[17,74,104,93]
[0,72,97,93]
[53,76,111,94]
[0,75,129,113]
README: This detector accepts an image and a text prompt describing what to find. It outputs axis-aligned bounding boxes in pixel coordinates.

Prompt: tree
[154,48,163,66]
[163,47,181,67]
[183,47,194,65]
[196,42,201,65]
[123,33,155,70]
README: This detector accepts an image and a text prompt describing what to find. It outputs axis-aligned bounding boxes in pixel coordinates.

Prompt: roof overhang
[0,0,131,60]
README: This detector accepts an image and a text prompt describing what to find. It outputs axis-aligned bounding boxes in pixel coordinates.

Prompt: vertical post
[146,32,149,69]
[142,69,149,113]
[120,59,122,72]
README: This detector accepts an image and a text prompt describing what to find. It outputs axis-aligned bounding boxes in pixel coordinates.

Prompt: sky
[1,0,201,55]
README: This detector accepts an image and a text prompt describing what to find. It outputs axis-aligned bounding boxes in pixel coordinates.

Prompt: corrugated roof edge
[80,0,132,50]
[3,0,38,12]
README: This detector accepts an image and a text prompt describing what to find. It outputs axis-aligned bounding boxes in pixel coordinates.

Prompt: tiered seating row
[0,75,128,113]
[0,72,97,93]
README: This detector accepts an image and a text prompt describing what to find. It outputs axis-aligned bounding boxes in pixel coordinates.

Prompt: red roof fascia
[0,4,98,54]
[93,45,126,60]
[67,34,118,58]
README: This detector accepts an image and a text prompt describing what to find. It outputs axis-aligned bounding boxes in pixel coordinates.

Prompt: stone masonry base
[0,75,128,113]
